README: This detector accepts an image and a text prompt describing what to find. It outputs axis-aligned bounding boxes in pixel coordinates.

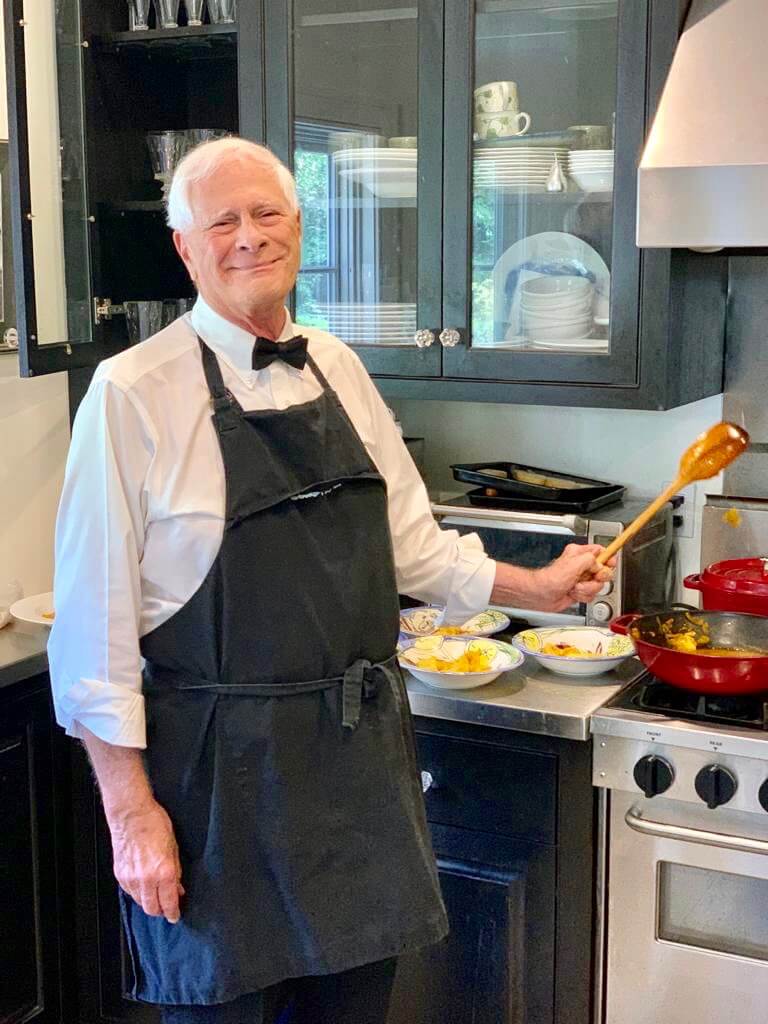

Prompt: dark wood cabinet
[388,718,596,1024]
[0,678,64,1024]
[8,0,727,408]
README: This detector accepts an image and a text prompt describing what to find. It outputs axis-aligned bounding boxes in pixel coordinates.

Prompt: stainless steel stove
[591,676,768,1024]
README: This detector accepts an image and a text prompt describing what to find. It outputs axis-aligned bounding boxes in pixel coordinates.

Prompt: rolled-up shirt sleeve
[48,373,155,748]
[350,360,496,623]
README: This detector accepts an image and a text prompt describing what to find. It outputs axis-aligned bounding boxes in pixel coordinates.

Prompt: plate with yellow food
[399,605,511,638]
[511,626,635,677]
[10,592,56,628]
[397,635,523,689]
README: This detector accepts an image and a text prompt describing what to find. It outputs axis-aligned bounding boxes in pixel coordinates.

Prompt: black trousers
[159,958,398,1024]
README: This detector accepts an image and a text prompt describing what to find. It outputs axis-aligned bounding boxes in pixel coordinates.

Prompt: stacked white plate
[567,149,614,192]
[316,303,417,344]
[473,145,568,191]
[332,147,417,199]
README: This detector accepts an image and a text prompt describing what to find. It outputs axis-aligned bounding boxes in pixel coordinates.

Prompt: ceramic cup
[567,124,611,149]
[474,109,531,139]
[474,81,521,114]
[388,136,417,149]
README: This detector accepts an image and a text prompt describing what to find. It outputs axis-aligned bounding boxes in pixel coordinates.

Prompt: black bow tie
[251,335,308,372]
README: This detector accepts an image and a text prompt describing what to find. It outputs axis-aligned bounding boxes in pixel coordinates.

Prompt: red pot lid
[700,558,768,597]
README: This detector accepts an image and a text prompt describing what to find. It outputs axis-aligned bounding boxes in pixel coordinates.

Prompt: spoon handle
[595,478,682,567]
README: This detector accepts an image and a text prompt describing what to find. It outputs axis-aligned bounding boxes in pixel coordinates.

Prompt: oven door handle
[625,807,768,856]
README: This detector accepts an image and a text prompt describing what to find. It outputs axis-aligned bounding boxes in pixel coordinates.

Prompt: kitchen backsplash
[392,393,725,597]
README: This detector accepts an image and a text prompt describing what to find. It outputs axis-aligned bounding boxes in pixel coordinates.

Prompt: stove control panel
[593,734,768,816]
[633,755,674,798]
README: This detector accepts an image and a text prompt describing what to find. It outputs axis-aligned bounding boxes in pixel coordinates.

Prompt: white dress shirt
[48,299,495,748]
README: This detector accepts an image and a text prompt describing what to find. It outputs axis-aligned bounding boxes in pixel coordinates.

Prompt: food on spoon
[722,508,742,528]
[42,610,55,620]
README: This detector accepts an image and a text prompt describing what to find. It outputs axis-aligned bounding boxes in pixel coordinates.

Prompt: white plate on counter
[10,592,55,627]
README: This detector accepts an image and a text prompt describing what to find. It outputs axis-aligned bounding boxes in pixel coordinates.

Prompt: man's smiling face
[174,155,302,326]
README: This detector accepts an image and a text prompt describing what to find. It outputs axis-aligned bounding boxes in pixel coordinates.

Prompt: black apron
[121,339,448,1006]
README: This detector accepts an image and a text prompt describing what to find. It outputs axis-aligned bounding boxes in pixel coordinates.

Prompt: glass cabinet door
[8,0,94,375]
[290,0,444,377]
[443,0,647,385]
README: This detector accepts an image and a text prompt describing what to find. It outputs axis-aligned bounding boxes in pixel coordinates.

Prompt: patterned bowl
[398,635,523,689]
[399,605,511,638]
[511,626,635,677]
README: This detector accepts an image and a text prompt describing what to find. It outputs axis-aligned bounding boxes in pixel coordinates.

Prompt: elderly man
[49,138,611,1024]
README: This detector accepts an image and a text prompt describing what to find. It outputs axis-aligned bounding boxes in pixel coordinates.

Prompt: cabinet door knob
[421,770,435,793]
[413,329,435,348]
[439,328,461,348]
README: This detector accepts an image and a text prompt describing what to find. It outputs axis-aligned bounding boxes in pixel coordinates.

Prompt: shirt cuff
[55,675,147,748]
[442,550,497,625]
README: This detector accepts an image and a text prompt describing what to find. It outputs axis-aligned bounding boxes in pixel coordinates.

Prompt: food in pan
[722,507,742,528]
[42,610,55,620]
[634,614,768,657]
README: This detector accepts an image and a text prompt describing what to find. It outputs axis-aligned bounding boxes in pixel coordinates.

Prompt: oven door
[434,509,590,627]
[605,790,768,1024]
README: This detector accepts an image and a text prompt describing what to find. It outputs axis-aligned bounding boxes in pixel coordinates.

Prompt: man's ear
[173,230,197,284]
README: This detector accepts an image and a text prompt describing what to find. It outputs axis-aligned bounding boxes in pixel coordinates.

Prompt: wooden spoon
[595,422,750,567]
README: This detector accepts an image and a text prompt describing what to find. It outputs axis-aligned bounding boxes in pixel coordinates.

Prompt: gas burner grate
[631,678,768,730]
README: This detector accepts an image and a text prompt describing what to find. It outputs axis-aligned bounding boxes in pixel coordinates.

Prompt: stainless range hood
[637,0,768,249]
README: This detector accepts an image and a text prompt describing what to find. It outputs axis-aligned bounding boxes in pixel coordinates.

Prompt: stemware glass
[185,0,206,25]
[126,0,151,30]
[208,0,236,24]
[155,0,181,28]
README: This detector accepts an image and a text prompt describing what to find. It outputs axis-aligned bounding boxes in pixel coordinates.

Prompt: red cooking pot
[684,558,768,616]
[611,608,768,695]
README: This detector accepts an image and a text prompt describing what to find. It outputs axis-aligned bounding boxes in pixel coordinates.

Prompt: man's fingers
[139,882,162,917]
[158,878,182,924]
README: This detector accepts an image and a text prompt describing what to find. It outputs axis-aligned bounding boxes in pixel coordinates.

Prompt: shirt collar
[189,296,300,385]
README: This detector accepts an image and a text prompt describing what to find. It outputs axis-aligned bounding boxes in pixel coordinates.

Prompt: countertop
[0,621,641,741]
[405,657,646,741]
[0,620,50,689]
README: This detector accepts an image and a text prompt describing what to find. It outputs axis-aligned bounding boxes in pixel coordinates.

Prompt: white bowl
[511,627,635,677]
[521,275,591,300]
[399,604,511,638]
[520,303,593,323]
[569,170,614,192]
[398,635,523,689]
[521,296,593,317]
[522,320,592,341]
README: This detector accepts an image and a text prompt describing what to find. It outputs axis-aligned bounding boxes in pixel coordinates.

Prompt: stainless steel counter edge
[405,658,645,741]
[0,622,50,690]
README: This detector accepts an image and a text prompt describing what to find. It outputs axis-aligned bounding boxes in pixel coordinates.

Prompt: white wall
[393,394,725,593]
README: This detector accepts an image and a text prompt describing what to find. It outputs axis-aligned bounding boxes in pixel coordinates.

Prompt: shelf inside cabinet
[102,200,166,214]
[95,24,237,57]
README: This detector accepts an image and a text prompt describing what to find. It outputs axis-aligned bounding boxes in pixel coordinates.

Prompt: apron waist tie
[143,655,399,730]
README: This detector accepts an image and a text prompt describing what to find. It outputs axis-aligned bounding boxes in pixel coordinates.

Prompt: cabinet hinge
[93,298,125,325]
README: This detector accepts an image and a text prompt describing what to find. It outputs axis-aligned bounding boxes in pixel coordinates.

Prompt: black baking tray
[451,461,624,513]
[463,486,626,514]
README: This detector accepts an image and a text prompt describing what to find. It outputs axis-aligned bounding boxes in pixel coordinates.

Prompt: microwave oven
[432,497,675,628]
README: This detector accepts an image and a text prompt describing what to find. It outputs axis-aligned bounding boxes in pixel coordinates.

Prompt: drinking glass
[125,301,164,344]
[146,131,186,195]
[185,0,206,25]
[126,0,151,30]
[208,0,236,23]
[155,0,181,28]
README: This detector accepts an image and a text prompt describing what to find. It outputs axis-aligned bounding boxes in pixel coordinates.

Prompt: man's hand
[532,543,614,611]
[110,799,185,924]
[490,544,614,613]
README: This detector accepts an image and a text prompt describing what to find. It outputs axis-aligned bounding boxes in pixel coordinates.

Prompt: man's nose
[234,216,267,250]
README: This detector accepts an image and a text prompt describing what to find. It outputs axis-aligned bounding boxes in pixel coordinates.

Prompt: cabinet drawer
[416,733,557,844]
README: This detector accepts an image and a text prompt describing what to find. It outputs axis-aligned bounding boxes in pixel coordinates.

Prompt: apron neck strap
[305,351,331,391]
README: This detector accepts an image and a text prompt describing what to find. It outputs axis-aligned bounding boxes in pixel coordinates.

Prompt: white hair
[166,136,298,231]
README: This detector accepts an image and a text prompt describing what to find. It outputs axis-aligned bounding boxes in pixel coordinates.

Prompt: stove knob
[591,601,613,623]
[758,779,768,813]
[633,755,674,798]
[695,765,737,809]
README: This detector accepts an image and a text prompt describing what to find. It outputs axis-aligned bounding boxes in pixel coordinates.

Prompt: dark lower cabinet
[0,677,63,1024]
[2,676,594,1024]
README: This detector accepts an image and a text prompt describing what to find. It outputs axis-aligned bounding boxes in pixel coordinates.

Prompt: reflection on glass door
[292,0,419,347]
[471,0,617,355]
[24,0,91,345]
